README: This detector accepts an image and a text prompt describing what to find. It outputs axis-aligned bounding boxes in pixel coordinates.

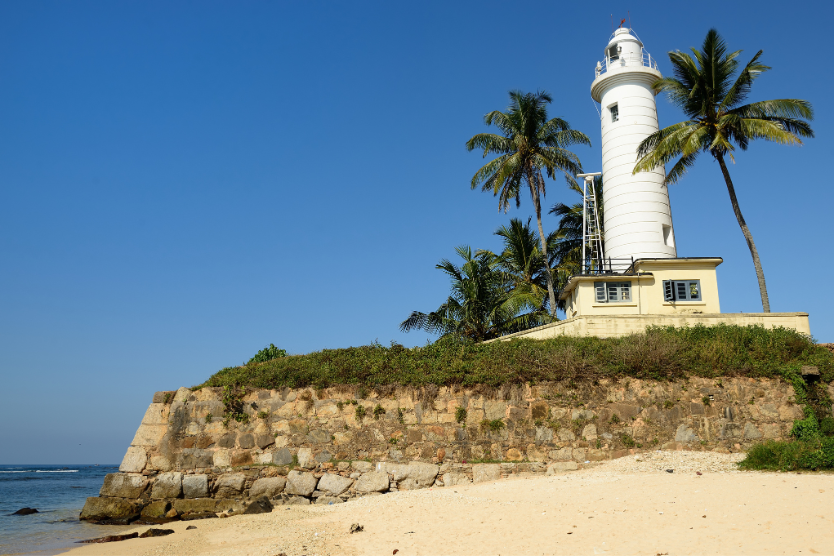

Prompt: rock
[315,496,343,504]
[272,448,294,466]
[349,472,362,479]
[178,449,213,469]
[285,470,318,496]
[675,424,699,443]
[78,533,139,543]
[12,508,38,515]
[250,477,286,499]
[256,434,275,449]
[315,450,334,463]
[354,471,389,493]
[472,464,501,484]
[505,448,523,461]
[165,508,178,518]
[186,525,197,530]
[119,447,147,473]
[79,497,143,525]
[238,433,255,449]
[100,474,148,499]
[535,427,554,443]
[182,474,209,499]
[172,498,233,520]
[546,462,578,474]
[386,462,439,489]
[214,473,246,498]
[284,495,311,505]
[571,409,595,420]
[744,422,763,439]
[150,472,183,499]
[442,472,471,487]
[139,528,175,538]
[296,448,315,469]
[349,523,364,534]
[549,447,573,461]
[217,433,237,449]
[149,455,173,472]
[317,473,354,496]
[242,497,273,514]
[308,429,331,444]
[139,500,171,522]
[582,424,598,440]
[351,461,374,473]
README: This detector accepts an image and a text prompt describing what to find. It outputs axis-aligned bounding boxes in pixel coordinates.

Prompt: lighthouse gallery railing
[595,50,658,78]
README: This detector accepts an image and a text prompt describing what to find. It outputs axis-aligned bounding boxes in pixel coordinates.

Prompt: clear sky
[1,0,831,464]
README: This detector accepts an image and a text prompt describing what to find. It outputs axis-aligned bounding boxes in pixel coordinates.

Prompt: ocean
[0,465,131,556]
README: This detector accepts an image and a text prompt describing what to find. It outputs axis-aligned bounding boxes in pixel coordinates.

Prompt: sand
[63,453,834,556]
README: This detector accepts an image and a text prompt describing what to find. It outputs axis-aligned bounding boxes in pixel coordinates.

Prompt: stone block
[285,470,318,496]
[743,422,763,440]
[182,474,209,499]
[535,427,554,443]
[582,424,597,440]
[179,449,213,469]
[572,448,586,462]
[140,500,171,522]
[230,451,253,466]
[531,402,549,420]
[317,473,353,496]
[354,471,390,493]
[472,464,501,484]
[149,455,173,472]
[214,473,246,498]
[152,391,177,404]
[256,434,275,449]
[351,461,374,473]
[387,462,439,489]
[484,401,507,420]
[285,495,311,505]
[315,450,334,463]
[250,477,287,499]
[213,450,231,468]
[79,497,143,525]
[546,461,578,474]
[238,433,255,449]
[288,419,308,434]
[296,448,315,469]
[217,433,237,449]
[242,497,273,515]
[307,429,331,444]
[151,472,183,499]
[100,473,148,498]
[131,424,168,447]
[119,447,147,473]
[571,409,595,421]
[549,447,572,461]
[675,424,699,443]
[558,430,575,442]
[442,472,472,486]
[141,403,170,425]
[505,448,523,461]
[271,448,293,466]
[316,496,343,504]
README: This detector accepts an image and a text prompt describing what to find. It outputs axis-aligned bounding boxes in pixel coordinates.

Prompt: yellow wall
[563,258,722,318]
[492,312,812,341]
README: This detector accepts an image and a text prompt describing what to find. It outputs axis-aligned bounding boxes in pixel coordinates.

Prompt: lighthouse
[591,28,676,266]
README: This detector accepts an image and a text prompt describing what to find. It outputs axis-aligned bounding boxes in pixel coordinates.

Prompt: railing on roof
[595,49,658,78]
[576,257,636,276]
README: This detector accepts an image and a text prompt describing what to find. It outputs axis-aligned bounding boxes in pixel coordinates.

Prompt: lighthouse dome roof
[606,28,643,49]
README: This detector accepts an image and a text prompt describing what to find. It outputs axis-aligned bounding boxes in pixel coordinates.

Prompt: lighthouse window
[595,281,631,303]
[663,280,701,301]
[610,104,619,122]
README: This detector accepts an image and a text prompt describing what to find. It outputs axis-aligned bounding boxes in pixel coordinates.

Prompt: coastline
[61,452,834,556]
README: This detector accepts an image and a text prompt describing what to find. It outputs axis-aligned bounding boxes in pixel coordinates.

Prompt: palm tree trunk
[716,153,771,313]
[530,170,558,319]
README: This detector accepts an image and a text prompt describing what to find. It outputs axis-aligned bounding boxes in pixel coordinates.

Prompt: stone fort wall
[80,377,825,523]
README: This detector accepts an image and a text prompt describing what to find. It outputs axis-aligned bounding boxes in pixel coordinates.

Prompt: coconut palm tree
[633,29,814,312]
[399,246,546,342]
[466,90,591,318]
[492,218,552,313]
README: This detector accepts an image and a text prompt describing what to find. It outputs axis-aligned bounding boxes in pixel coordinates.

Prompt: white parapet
[591,28,676,266]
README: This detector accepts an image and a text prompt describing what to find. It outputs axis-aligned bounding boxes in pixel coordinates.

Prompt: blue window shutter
[663,280,674,301]
[595,282,606,303]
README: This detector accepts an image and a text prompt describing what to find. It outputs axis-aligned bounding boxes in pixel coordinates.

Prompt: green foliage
[620,434,636,448]
[373,404,386,420]
[389,437,399,445]
[610,414,621,424]
[337,401,344,411]
[820,417,834,437]
[205,413,213,424]
[199,325,832,391]
[702,396,712,406]
[221,385,249,427]
[163,392,173,404]
[790,408,820,442]
[248,344,287,365]
[663,400,675,410]
[257,410,269,420]
[455,407,468,424]
[480,419,505,432]
[397,408,405,425]
[355,405,366,421]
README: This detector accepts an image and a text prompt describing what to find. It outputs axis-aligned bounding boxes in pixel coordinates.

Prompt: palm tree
[492,218,555,315]
[466,90,591,318]
[399,246,545,342]
[633,29,814,312]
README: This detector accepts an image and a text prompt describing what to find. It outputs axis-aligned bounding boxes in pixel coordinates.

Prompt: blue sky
[1,0,831,464]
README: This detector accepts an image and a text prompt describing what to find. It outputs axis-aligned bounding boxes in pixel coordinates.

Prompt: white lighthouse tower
[591,28,676,267]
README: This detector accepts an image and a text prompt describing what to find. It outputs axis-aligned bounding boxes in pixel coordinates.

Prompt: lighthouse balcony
[596,50,659,78]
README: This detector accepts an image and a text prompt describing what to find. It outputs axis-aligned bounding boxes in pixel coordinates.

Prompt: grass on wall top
[198,325,833,391]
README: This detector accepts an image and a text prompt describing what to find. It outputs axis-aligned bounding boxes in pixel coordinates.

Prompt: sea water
[0,464,131,555]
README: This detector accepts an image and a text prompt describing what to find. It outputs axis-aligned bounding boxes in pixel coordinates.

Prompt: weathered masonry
[80,378,827,524]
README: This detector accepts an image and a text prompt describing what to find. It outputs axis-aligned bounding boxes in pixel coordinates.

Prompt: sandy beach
[63,452,834,556]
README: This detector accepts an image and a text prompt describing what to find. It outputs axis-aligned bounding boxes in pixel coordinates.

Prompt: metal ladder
[578,173,604,274]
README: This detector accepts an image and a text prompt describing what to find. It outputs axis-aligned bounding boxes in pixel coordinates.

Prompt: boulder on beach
[79,497,143,525]
[12,508,38,515]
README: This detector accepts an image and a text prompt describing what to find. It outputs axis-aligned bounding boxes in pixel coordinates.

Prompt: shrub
[480,419,505,432]
[198,325,833,391]
[455,407,467,424]
[355,405,366,421]
[247,344,287,364]
[373,404,386,420]
[620,433,636,448]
